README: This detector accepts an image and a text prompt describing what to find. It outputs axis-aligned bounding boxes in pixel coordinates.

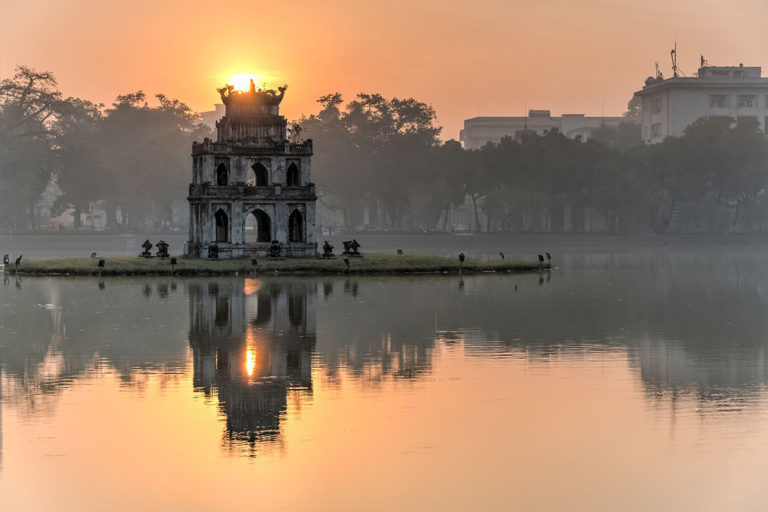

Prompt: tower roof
[217,81,287,117]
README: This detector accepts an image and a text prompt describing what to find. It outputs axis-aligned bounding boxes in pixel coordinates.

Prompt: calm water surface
[3,236,768,511]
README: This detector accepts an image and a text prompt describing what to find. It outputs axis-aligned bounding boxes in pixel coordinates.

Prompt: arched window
[216,163,228,186]
[288,210,303,243]
[214,209,229,242]
[286,163,300,186]
[244,209,272,243]
[251,162,268,186]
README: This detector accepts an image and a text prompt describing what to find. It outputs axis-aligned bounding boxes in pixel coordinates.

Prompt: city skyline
[1,0,766,138]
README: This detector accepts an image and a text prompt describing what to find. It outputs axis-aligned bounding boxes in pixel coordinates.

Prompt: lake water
[2,235,768,511]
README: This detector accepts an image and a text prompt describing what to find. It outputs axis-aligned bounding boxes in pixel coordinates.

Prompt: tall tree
[301,92,441,231]
[54,97,105,228]
[97,92,209,230]
[0,66,63,230]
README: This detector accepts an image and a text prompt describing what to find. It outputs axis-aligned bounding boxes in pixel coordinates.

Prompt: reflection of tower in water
[188,279,315,453]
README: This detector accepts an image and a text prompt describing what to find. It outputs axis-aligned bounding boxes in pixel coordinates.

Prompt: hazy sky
[1,0,765,139]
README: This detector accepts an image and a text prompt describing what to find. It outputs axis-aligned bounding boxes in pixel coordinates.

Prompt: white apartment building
[459,110,624,149]
[635,64,768,143]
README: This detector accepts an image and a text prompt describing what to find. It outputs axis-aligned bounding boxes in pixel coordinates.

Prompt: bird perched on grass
[499,252,505,261]
[15,255,23,269]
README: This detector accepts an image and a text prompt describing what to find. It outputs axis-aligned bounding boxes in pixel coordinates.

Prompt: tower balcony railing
[189,183,316,198]
[192,138,313,155]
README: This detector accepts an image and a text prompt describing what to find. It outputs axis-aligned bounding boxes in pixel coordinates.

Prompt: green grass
[11,253,548,276]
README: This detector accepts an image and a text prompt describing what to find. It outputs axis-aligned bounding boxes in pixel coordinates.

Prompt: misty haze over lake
[3,234,768,510]
[4,0,768,509]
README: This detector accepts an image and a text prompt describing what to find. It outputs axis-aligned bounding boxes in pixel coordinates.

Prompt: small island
[12,254,549,276]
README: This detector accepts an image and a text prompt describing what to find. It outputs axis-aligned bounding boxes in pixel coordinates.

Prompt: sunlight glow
[244,328,259,379]
[245,346,257,377]
[229,73,261,92]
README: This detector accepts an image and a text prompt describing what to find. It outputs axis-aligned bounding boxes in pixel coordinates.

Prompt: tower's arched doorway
[249,162,268,186]
[244,209,272,243]
[286,163,299,186]
[288,210,304,243]
[216,163,228,186]
[214,209,229,242]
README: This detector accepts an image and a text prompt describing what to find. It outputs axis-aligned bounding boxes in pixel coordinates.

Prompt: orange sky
[1,0,766,139]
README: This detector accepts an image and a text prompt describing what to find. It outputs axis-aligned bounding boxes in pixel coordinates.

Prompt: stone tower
[186,80,316,258]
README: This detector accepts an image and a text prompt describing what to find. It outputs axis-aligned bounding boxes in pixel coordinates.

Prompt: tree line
[0,66,209,232]
[3,65,768,234]
[303,94,768,234]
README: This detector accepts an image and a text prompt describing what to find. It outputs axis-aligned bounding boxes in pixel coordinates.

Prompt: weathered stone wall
[187,91,317,258]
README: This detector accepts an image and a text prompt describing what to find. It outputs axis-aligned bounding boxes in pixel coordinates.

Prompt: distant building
[634,64,768,143]
[200,103,225,133]
[460,110,624,149]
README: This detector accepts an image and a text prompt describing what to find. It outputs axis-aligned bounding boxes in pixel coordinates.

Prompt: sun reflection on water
[244,278,261,295]
[244,328,258,379]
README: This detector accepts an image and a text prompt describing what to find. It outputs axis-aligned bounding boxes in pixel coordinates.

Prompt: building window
[286,162,300,186]
[651,123,662,138]
[216,163,228,186]
[652,98,662,114]
[738,95,756,108]
[250,162,269,186]
[214,209,229,243]
[288,209,304,243]
[710,95,727,108]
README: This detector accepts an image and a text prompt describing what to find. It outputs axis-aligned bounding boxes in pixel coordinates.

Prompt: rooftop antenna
[524,100,527,129]
[601,97,605,126]
[655,61,662,79]
[671,41,679,78]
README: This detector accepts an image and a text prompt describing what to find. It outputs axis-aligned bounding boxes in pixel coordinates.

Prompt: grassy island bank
[11,254,548,276]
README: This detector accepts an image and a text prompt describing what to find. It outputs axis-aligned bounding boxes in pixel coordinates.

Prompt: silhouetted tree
[0,66,62,230]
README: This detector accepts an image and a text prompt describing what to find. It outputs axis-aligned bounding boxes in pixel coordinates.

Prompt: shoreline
[8,254,550,277]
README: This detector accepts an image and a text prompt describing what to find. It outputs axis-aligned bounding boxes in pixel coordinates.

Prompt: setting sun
[229,73,261,92]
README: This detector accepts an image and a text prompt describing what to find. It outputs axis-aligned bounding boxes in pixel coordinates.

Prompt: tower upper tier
[215,80,288,143]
